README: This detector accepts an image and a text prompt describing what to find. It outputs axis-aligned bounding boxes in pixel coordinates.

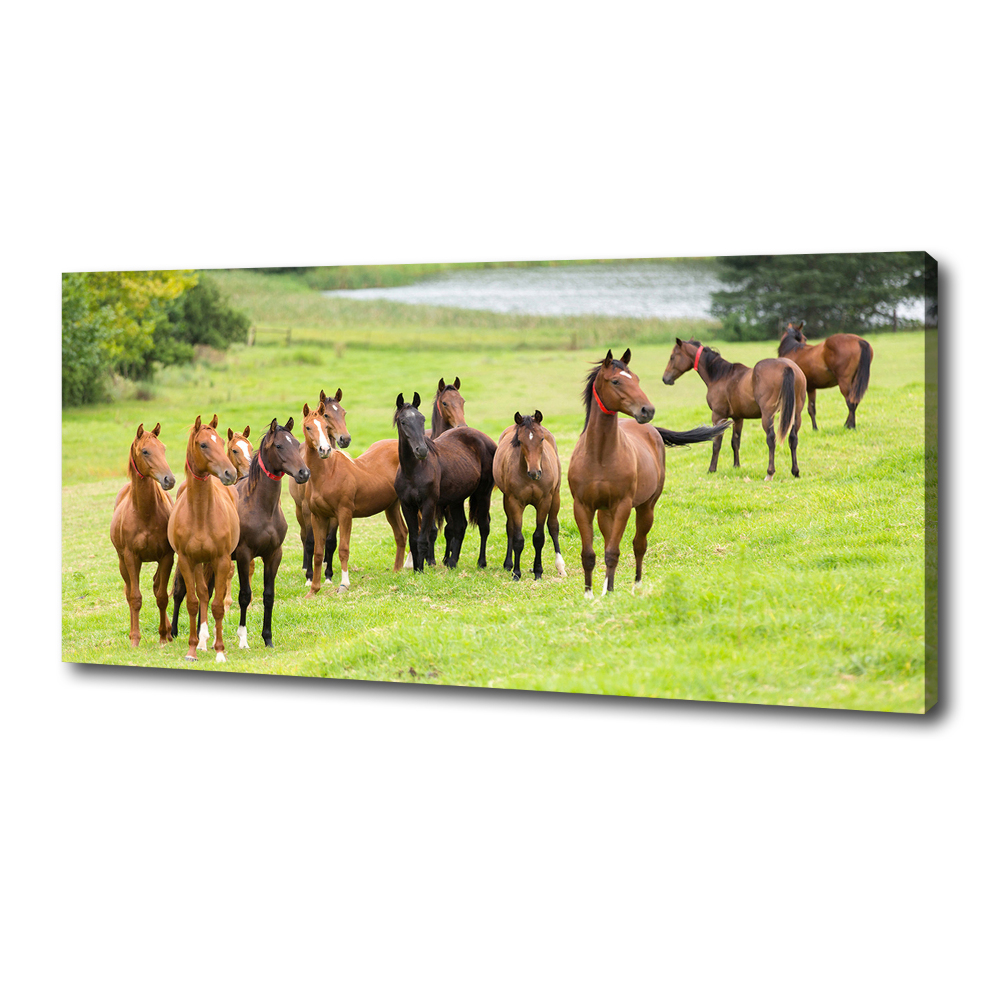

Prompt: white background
[3,2,997,997]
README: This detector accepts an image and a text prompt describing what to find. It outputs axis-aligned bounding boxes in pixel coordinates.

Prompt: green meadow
[62,271,932,712]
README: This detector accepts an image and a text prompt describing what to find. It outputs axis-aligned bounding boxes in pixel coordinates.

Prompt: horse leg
[401,503,423,572]
[308,513,331,595]
[210,555,233,663]
[195,564,212,651]
[572,499,597,597]
[476,495,491,569]
[302,524,314,583]
[170,565,187,638]
[261,546,281,648]
[153,553,174,644]
[708,415,726,473]
[419,500,438,570]
[427,520,438,567]
[548,489,566,576]
[176,554,200,660]
[839,379,857,428]
[597,502,632,595]
[531,500,548,581]
[808,388,818,430]
[324,525,337,582]
[731,417,744,468]
[335,510,353,592]
[633,498,656,590]
[504,494,525,580]
[444,502,468,569]
[119,550,143,647]
[789,423,801,478]
[763,413,777,481]
[385,501,408,571]
[236,550,252,650]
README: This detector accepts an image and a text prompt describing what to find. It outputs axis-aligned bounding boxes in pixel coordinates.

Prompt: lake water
[322,261,725,319]
[322,260,925,322]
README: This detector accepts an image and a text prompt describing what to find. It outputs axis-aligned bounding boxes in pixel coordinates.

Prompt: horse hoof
[185,653,197,661]
[337,584,349,594]
[764,473,774,482]
[264,639,274,648]
[555,554,567,577]
[215,651,226,663]
[512,572,521,581]
[533,573,542,581]
[237,626,249,650]
[584,589,593,600]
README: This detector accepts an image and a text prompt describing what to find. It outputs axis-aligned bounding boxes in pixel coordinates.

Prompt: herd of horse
[109,323,874,661]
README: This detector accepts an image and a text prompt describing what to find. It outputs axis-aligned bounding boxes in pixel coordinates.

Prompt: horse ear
[438,378,446,393]
[319,389,327,403]
[243,425,250,437]
[152,422,161,437]
[534,409,543,423]
[621,348,631,366]
[194,415,202,432]
[227,427,234,441]
[135,423,144,439]
[269,418,278,434]
[514,411,523,425]
[797,321,805,330]
[334,388,342,403]
[285,417,294,431]
[396,393,405,410]
[302,403,310,417]
[453,376,460,390]
[210,414,219,429]
[676,337,683,347]
[412,392,421,408]
[603,350,614,364]
[317,400,326,416]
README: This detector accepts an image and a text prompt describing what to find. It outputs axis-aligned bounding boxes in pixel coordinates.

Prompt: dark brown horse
[778,321,873,429]
[493,410,566,580]
[568,350,727,597]
[662,339,806,480]
[289,390,352,583]
[166,414,240,662]
[110,422,177,646]
[393,393,496,572]
[301,396,408,594]
[429,377,466,438]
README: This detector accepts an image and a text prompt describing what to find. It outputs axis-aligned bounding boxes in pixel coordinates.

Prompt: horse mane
[243,433,268,495]
[582,359,629,429]
[687,340,734,381]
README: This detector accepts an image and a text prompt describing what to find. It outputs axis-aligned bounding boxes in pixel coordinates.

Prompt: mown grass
[63,309,930,712]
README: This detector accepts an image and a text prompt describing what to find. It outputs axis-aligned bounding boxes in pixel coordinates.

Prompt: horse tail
[777,365,796,444]
[656,422,731,447]
[850,339,872,404]
[468,434,497,527]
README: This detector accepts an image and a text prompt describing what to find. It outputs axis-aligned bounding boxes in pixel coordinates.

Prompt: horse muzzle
[294,468,310,484]
[337,434,352,449]
[414,446,429,460]
[317,446,332,459]
[528,469,542,481]
[220,469,237,486]
[634,405,655,423]
[662,374,675,385]
[160,473,176,490]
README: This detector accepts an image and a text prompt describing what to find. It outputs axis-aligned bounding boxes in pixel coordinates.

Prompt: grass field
[62,277,932,712]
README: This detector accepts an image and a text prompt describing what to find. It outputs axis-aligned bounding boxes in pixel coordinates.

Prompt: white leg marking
[555,553,567,577]
[404,552,414,569]
[216,651,226,663]
[338,570,350,593]
[584,588,594,600]
[602,577,609,596]
[197,621,209,651]
[237,625,249,650]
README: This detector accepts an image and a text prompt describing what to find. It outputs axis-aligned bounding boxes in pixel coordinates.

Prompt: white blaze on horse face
[210,432,219,442]
[310,416,331,454]
[620,371,633,379]
[528,432,534,441]
[237,441,251,462]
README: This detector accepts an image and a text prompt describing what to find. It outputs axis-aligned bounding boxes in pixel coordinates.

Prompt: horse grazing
[166,414,240,662]
[662,339,806,480]
[289,389,351,583]
[393,393,496,572]
[568,349,728,597]
[493,410,566,581]
[110,422,177,646]
[429,377,466,438]
[301,395,407,594]
[778,321,874,429]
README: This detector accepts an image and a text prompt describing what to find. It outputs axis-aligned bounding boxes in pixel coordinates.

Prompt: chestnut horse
[110,422,177,646]
[227,425,254,480]
[301,396,408,594]
[568,350,728,597]
[393,393,496,572]
[778,321,873,429]
[429,377,466,438]
[493,410,566,581]
[662,339,806,480]
[289,390,352,583]
[166,415,240,662]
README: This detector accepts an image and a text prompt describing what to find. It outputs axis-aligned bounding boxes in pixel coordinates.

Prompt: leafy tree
[710,252,927,341]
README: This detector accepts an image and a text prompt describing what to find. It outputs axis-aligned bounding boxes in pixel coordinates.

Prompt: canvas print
[62,253,938,712]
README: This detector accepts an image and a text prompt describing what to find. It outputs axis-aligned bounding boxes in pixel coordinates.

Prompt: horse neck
[698,350,734,385]
[581,407,624,465]
[183,442,219,513]
[779,334,803,357]
[396,423,427,473]
[127,448,162,515]
[249,444,284,511]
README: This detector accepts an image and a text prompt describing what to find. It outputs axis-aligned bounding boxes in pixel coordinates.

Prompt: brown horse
[778,321,874,429]
[662,339,806,480]
[568,350,728,597]
[227,425,254,480]
[289,390,352,583]
[110,422,177,646]
[429,377,466,438]
[300,396,407,594]
[493,410,566,581]
[166,414,240,662]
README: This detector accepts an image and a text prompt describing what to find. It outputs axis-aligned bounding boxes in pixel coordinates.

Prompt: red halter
[185,456,210,481]
[130,452,145,478]
[693,345,705,372]
[258,450,284,481]
[592,383,615,415]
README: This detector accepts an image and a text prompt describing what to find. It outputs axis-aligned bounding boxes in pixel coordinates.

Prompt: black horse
[393,392,496,572]
[171,418,310,648]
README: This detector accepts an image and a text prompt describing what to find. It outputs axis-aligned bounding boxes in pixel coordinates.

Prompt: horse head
[394,392,428,459]
[188,414,238,485]
[319,388,351,449]
[662,338,705,385]
[513,410,546,480]
[227,425,253,480]
[586,349,655,424]
[434,377,466,432]
[132,421,175,490]
[301,400,334,459]
[258,417,310,484]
